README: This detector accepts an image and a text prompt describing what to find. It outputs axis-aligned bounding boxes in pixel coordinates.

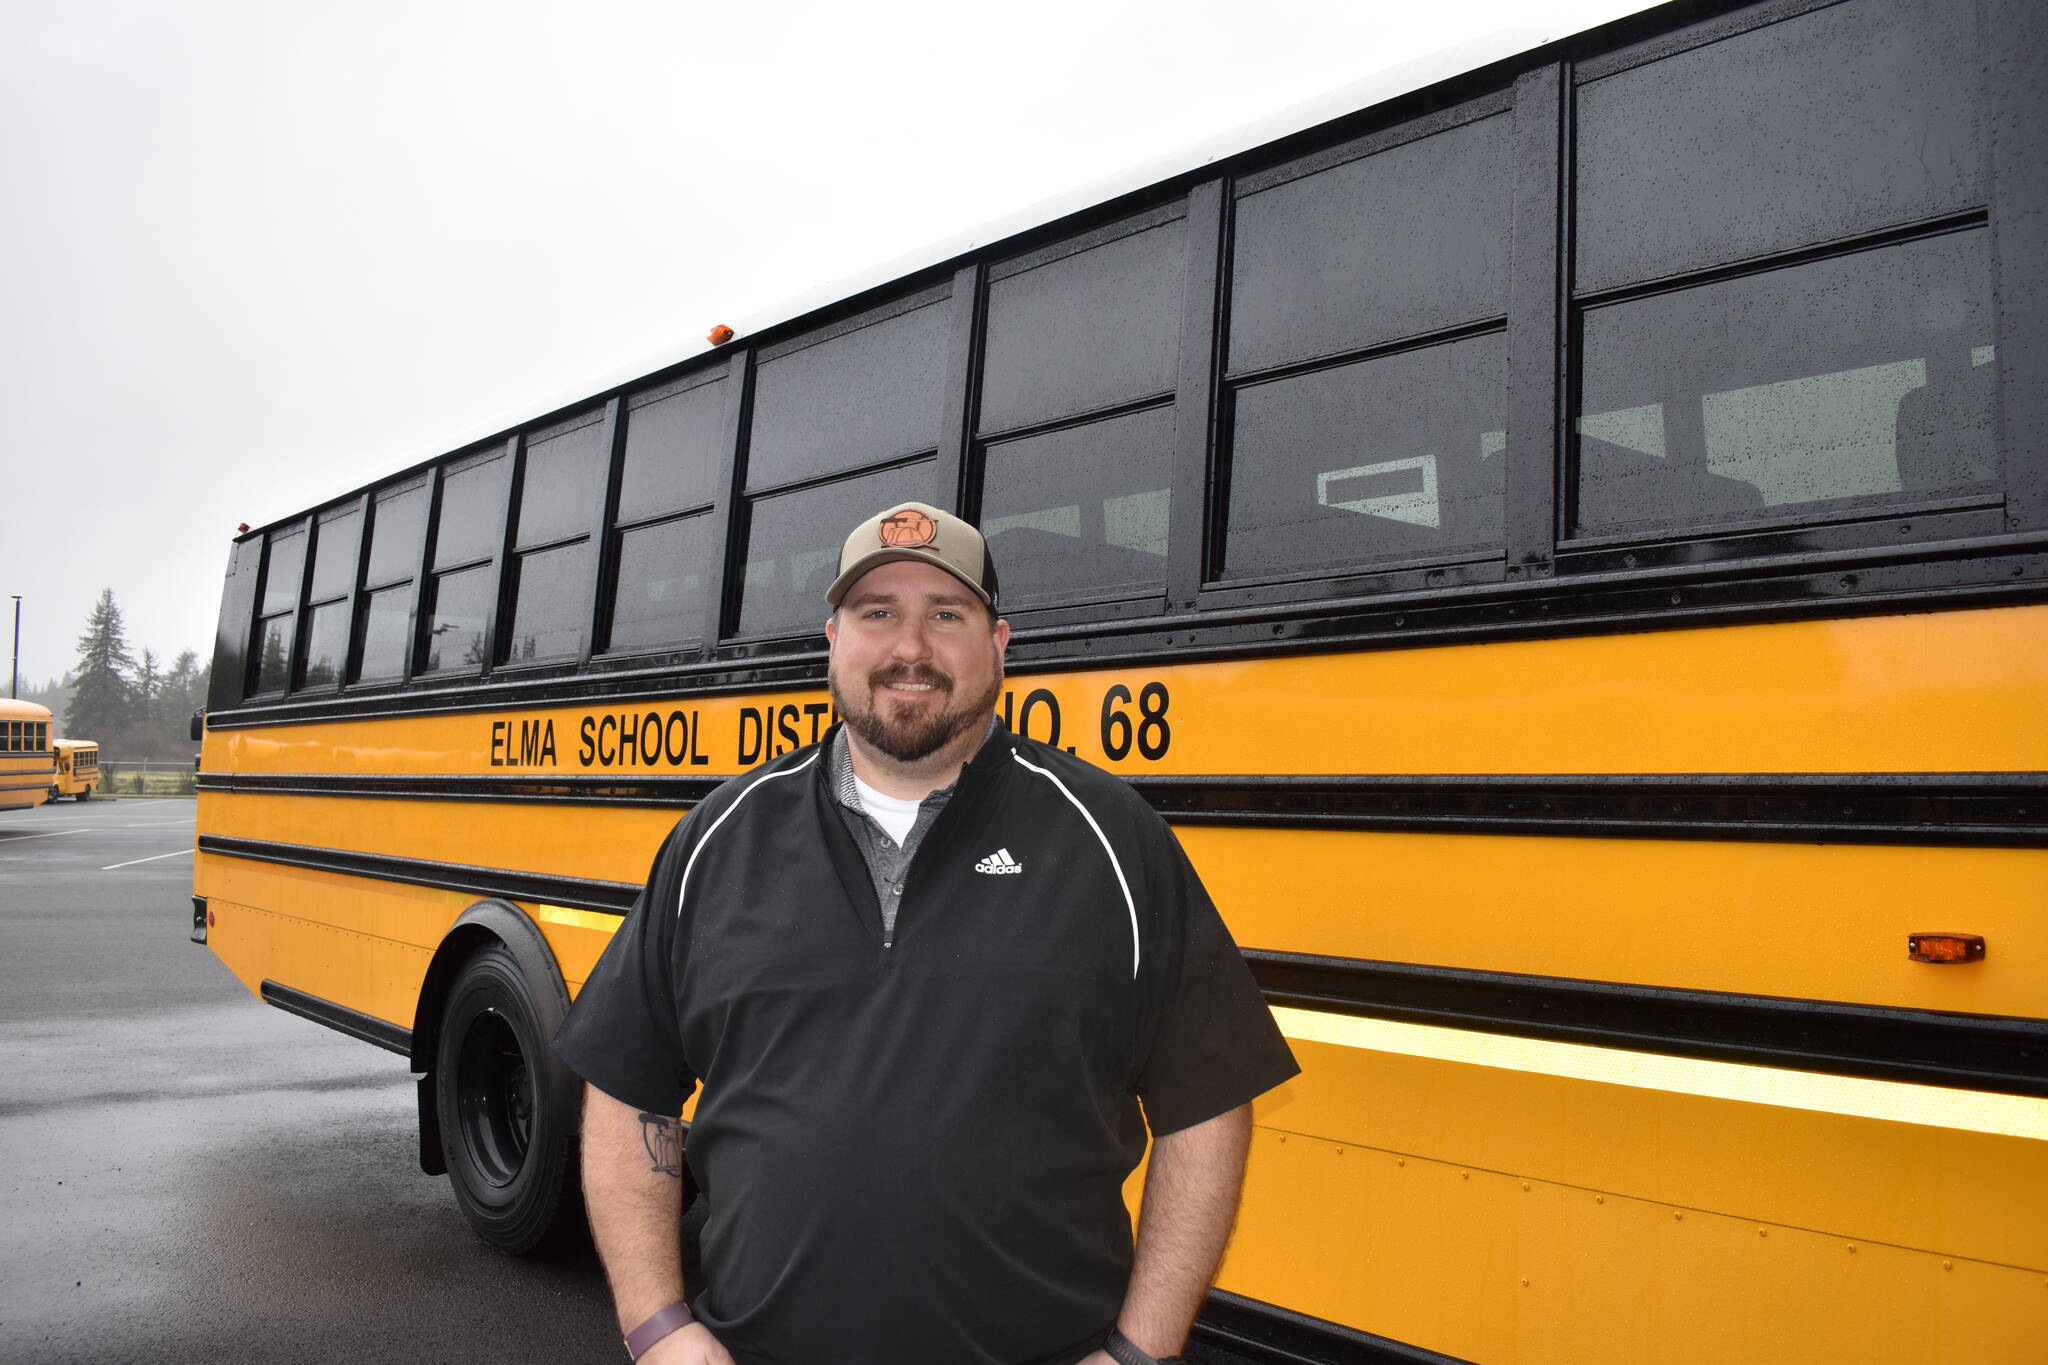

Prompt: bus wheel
[76,787,90,801]
[434,943,580,1254]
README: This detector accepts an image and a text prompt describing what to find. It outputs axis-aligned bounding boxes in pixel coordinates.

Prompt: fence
[99,758,198,797]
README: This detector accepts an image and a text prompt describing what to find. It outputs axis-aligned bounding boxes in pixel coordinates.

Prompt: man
[556,501,1298,1365]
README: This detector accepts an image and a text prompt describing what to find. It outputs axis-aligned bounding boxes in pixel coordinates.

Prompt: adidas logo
[973,848,1023,875]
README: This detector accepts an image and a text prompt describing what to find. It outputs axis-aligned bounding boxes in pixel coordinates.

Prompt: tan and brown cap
[825,501,999,607]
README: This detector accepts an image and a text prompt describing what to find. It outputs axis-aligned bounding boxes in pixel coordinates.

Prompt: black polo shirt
[556,720,1298,1365]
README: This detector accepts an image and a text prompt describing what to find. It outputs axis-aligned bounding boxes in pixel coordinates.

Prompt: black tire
[433,942,582,1254]
[75,787,91,802]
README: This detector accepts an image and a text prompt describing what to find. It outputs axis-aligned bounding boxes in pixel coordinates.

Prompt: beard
[831,659,1002,764]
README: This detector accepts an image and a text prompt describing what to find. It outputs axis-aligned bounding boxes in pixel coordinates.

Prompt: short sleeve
[1130,817,1300,1135]
[553,819,700,1116]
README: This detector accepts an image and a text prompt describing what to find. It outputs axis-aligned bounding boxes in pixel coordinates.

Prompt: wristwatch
[1104,1327,1186,1365]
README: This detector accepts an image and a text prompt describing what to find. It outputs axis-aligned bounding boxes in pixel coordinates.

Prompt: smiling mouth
[872,670,950,696]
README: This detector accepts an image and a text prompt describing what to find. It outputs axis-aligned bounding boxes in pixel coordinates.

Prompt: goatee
[833,664,1000,764]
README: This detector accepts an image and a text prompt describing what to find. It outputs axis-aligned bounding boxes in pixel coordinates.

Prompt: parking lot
[0,798,619,1364]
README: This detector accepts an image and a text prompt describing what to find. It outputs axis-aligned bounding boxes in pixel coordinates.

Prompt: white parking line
[0,828,92,842]
[101,848,197,870]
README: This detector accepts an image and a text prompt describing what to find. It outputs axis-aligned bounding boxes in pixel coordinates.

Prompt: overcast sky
[1,0,1652,699]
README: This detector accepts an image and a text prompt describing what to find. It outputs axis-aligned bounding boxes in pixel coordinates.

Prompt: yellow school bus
[1,699,55,813]
[194,1,2048,1359]
[50,738,99,801]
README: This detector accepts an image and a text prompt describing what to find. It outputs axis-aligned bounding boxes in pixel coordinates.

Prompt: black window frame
[497,406,614,672]
[597,368,735,661]
[415,441,514,680]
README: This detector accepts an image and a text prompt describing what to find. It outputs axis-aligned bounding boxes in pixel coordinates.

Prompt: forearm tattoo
[638,1112,682,1177]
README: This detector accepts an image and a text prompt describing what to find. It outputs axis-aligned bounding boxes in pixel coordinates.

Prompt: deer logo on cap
[878,509,938,549]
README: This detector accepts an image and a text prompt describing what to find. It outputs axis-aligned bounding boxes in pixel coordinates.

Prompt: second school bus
[193,1,2048,1360]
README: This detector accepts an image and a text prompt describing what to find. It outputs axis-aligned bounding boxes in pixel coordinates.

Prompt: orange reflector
[707,324,735,345]
[1907,933,1984,964]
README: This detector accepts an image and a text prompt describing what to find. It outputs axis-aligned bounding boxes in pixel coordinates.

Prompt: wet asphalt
[0,799,621,1364]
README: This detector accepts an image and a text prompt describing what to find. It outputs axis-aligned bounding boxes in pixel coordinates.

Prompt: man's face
[825,559,1009,765]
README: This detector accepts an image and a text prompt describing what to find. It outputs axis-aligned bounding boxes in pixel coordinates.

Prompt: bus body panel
[1230,1075,2047,1365]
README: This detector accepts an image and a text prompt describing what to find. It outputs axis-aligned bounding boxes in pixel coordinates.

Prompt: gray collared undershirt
[829,717,996,941]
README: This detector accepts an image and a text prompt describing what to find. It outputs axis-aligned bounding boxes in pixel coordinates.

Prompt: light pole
[9,595,18,699]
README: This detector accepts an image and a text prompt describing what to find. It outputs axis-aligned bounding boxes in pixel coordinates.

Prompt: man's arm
[582,1083,731,1364]
[1099,1102,1255,1361]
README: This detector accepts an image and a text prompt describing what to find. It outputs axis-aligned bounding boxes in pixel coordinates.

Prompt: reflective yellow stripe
[1270,1005,2048,1141]
[530,903,624,934]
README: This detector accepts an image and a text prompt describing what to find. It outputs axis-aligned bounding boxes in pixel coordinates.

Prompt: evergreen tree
[68,589,137,739]
[157,650,209,745]
[137,647,162,716]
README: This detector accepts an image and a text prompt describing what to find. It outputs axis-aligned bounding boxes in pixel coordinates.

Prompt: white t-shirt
[851,771,922,846]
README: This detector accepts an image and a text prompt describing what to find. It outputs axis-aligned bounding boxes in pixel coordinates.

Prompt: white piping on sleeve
[1011,750,1140,979]
[676,752,821,921]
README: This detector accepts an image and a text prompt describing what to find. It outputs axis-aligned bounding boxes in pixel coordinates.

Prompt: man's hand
[1076,1353,1115,1365]
[638,1322,734,1365]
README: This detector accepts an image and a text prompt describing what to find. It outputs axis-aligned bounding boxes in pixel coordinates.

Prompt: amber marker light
[1907,933,1985,964]
[707,324,735,345]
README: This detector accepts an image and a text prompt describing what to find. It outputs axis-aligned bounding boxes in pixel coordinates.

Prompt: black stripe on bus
[1195,1289,1468,1365]
[1139,772,2048,848]
[195,770,2048,847]
[259,979,412,1056]
[200,835,640,914]
[1246,949,2048,1099]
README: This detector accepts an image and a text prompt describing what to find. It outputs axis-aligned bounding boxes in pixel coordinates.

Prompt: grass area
[99,767,197,797]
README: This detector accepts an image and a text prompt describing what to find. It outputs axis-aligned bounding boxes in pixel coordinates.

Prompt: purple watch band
[623,1301,695,1360]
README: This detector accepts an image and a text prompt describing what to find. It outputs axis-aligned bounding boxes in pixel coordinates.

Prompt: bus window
[1220,103,1509,584]
[420,455,507,675]
[617,375,723,525]
[250,524,307,695]
[1224,331,1505,579]
[1230,113,1507,375]
[981,406,1173,604]
[504,411,607,664]
[609,514,714,652]
[979,210,1185,436]
[737,463,932,637]
[355,481,429,683]
[298,505,361,689]
[605,374,726,654]
[1574,229,1996,534]
[1574,0,1980,295]
[975,209,1185,605]
[746,296,949,492]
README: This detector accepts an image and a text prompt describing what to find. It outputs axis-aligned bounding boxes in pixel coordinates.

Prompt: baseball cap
[825,501,1000,608]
